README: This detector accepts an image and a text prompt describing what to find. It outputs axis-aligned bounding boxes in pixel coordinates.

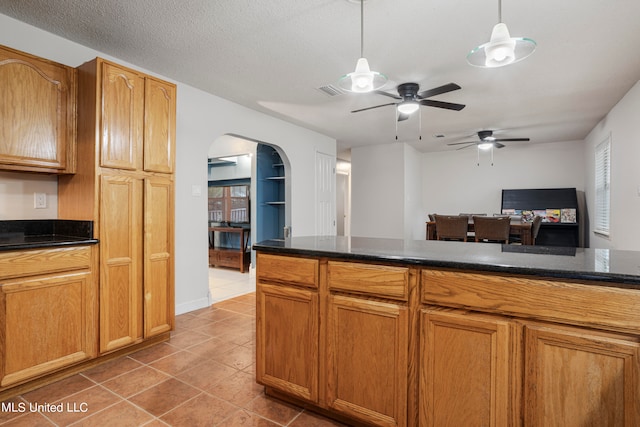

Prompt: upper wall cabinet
[98,60,175,173]
[144,77,176,174]
[0,44,76,174]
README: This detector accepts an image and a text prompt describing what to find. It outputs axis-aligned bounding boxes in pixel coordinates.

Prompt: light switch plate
[191,185,202,197]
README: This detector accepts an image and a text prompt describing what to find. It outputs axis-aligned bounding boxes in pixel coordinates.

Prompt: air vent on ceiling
[316,84,346,97]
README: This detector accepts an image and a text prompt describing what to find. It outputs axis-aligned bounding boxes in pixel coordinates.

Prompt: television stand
[208,227,251,273]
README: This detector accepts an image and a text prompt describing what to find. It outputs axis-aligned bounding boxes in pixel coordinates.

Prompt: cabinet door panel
[100,174,143,352]
[1,272,94,387]
[144,176,174,337]
[144,77,176,173]
[420,309,512,427]
[257,283,319,403]
[327,294,408,427]
[100,62,144,170]
[0,46,75,172]
[524,323,640,427]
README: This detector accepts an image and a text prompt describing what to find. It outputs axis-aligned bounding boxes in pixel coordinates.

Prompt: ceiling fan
[447,130,530,150]
[351,82,466,121]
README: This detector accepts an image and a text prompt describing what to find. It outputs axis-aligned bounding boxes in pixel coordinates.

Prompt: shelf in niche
[265,176,285,181]
[266,201,285,205]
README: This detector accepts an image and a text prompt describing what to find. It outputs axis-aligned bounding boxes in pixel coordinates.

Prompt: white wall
[0,172,58,219]
[422,140,585,217]
[584,80,640,251]
[0,14,336,314]
[351,143,406,238]
[404,144,424,240]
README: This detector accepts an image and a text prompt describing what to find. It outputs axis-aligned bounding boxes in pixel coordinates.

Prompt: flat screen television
[208,184,250,224]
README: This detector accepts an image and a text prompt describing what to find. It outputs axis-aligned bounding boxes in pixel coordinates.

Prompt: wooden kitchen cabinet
[0,246,97,388]
[98,62,175,173]
[99,174,143,352]
[419,308,513,427]
[99,61,144,170]
[257,282,319,403]
[256,253,320,403]
[523,322,640,426]
[326,294,408,427]
[326,261,410,427]
[144,76,176,173]
[0,44,76,173]
[143,176,175,337]
[59,57,175,354]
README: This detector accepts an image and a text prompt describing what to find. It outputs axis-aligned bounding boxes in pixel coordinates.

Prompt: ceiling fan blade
[455,144,476,150]
[374,90,402,100]
[397,113,409,122]
[351,102,397,113]
[492,138,530,142]
[418,83,461,99]
[447,141,477,146]
[420,99,466,111]
[494,142,506,149]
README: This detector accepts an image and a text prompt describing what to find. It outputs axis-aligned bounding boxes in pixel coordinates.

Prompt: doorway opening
[207,135,291,302]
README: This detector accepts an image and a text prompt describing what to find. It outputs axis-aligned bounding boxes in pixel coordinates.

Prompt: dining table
[426,219,533,245]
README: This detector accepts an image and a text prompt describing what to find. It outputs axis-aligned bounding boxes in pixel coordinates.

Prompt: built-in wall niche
[256,144,286,242]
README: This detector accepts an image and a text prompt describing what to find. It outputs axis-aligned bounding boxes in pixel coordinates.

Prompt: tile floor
[208,267,256,304]
[0,269,347,426]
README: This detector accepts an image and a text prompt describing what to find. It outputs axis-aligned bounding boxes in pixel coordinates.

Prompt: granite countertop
[253,236,640,288]
[0,220,98,251]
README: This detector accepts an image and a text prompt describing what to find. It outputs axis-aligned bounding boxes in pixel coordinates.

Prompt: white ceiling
[2,0,640,159]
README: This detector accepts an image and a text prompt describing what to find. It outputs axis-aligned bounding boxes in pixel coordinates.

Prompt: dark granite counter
[0,220,98,251]
[254,236,640,288]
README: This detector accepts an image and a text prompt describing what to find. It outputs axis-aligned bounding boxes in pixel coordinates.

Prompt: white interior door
[316,151,336,236]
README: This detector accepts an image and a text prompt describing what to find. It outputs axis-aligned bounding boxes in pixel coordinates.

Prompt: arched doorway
[207,135,291,266]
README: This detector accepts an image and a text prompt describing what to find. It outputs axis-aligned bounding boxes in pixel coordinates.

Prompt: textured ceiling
[1,0,640,159]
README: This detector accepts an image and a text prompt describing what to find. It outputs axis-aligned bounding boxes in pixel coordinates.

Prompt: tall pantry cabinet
[59,58,175,353]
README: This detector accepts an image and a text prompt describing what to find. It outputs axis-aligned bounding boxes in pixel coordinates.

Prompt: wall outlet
[34,192,47,209]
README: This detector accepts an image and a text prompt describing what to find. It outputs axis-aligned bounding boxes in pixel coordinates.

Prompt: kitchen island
[254,236,640,426]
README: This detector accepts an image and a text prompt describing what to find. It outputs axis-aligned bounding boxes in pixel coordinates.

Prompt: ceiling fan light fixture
[478,142,494,150]
[397,100,420,115]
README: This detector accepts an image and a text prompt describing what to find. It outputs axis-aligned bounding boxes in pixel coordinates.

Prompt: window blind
[594,135,611,235]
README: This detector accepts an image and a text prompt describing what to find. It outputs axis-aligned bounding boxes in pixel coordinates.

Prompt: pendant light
[467,0,536,68]
[338,0,387,93]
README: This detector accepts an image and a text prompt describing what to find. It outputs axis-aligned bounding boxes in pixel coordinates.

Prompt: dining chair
[530,215,543,245]
[473,215,511,243]
[434,214,469,242]
[509,215,542,245]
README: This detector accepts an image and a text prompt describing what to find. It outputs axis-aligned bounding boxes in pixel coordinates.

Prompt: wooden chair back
[434,215,469,242]
[473,215,511,243]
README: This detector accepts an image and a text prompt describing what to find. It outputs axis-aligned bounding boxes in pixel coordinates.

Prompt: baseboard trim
[175,296,210,315]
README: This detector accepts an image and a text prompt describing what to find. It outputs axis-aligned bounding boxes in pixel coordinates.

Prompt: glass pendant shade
[396,101,420,115]
[478,142,494,150]
[467,22,536,67]
[338,57,387,93]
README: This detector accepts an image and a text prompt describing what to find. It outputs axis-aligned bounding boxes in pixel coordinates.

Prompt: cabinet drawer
[0,246,92,281]
[257,253,318,288]
[328,261,409,301]
[422,269,640,334]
